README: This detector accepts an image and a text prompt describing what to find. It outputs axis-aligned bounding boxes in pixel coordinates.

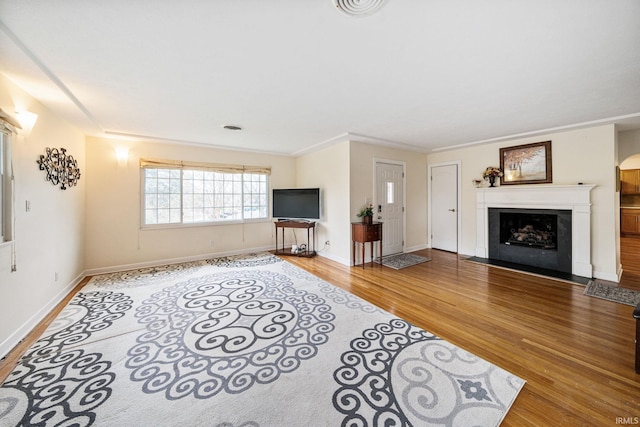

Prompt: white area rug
[0,253,524,426]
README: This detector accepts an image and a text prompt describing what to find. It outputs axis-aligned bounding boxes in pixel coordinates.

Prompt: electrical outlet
[210,240,215,247]
[54,272,59,282]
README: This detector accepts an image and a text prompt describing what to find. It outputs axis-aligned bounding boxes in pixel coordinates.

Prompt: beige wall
[619,129,640,167]
[0,74,86,356]
[295,141,350,264]
[350,141,429,257]
[427,124,620,280]
[84,136,296,272]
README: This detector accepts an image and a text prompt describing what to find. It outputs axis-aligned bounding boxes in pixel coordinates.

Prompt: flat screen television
[272,188,321,220]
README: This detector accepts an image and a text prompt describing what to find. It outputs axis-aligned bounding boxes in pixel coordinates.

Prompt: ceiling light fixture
[333,0,387,17]
[223,125,243,131]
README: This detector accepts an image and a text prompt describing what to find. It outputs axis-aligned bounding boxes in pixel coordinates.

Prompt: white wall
[84,136,296,272]
[0,74,86,357]
[295,141,350,264]
[427,124,620,280]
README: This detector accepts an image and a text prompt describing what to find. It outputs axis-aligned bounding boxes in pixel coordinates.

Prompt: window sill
[140,218,271,231]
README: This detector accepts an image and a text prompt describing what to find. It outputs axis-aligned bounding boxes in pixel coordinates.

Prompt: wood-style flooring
[1,237,639,426]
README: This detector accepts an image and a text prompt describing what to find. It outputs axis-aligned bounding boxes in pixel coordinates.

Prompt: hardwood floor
[1,247,639,426]
[284,250,639,426]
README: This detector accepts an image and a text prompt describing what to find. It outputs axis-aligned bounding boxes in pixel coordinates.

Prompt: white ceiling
[1,0,640,155]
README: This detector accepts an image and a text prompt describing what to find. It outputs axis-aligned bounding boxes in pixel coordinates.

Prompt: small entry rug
[381,253,431,270]
[0,253,523,426]
[584,280,640,306]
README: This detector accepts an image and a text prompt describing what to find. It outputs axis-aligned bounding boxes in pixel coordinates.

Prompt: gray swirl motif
[126,269,335,400]
[90,261,203,289]
[333,319,517,426]
[205,252,281,268]
[0,291,132,427]
[281,262,384,314]
[332,319,440,426]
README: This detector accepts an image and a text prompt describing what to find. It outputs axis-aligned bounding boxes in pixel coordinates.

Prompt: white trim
[431,112,640,152]
[427,160,462,253]
[475,184,595,278]
[0,272,85,359]
[317,251,351,267]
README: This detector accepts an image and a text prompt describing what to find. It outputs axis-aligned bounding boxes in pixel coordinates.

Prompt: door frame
[373,158,406,255]
[427,160,462,252]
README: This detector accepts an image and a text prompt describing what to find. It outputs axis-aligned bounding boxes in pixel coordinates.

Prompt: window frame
[0,130,14,245]
[139,159,271,229]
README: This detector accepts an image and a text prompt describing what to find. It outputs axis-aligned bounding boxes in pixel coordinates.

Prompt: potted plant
[482,167,503,187]
[357,203,374,224]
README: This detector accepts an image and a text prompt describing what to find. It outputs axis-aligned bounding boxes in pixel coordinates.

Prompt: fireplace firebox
[488,208,572,274]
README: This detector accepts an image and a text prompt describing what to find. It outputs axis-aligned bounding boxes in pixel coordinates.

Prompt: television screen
[272,188,321,220]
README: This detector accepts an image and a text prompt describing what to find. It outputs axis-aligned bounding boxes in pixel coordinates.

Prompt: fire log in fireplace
[488,208,572,273]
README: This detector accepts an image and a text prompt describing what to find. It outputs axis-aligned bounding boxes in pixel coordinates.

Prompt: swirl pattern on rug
[126,269,335,399]
[0,291,132,426]
[333,318,522,426]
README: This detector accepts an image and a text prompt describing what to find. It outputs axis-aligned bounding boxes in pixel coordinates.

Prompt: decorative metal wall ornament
[37,147,81,190]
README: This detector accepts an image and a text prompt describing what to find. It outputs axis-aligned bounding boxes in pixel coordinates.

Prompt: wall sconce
[115,147,129,167]
[14,110,38,137]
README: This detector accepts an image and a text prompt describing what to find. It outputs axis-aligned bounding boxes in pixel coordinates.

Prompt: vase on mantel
[488,176,496,187]
[363,215,373,224]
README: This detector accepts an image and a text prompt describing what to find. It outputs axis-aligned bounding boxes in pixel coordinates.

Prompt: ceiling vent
[333,0,387,17]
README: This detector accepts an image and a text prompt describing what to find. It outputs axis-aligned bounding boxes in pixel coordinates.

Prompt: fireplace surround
[476,185,595,278]
[488,207,572,273]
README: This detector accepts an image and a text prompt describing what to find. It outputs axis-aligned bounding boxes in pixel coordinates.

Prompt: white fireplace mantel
[475,184,595,278]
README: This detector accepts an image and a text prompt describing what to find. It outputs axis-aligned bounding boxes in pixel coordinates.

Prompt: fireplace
[488,208,572,273]
[475,185,595,278]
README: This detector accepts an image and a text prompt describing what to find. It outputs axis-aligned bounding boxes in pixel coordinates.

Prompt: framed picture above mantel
[500,140,552,185]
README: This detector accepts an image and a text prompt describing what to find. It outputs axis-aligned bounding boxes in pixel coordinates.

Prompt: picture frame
[500,140,552,185]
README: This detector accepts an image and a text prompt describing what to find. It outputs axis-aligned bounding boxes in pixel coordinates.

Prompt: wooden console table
[351,221,382,268]
[274,221,316,258]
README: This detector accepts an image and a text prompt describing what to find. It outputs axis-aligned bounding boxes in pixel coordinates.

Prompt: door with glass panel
[375,161,404,256]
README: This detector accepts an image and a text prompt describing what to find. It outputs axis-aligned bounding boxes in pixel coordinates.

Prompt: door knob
[448,208,456,212]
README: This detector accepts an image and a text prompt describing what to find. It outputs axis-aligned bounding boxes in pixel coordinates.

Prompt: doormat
[380,253,430,270]
[583,280,640,306]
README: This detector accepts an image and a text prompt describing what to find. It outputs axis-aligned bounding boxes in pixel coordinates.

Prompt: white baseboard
[405,244,429,253]
[593,269,621,283]
[0,272,85,360]
[317,251,350,266]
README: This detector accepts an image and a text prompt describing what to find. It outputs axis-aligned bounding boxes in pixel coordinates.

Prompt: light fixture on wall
[14,110,38,137]
[115,147,130,167]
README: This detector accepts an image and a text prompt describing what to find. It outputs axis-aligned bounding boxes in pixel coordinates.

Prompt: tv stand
[274,221,316,258]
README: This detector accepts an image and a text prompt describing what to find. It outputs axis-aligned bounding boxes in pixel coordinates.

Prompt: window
[0,130,13,243]
[141,159,270,226]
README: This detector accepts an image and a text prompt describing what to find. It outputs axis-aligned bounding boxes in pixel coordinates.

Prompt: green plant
[357,203,374,217]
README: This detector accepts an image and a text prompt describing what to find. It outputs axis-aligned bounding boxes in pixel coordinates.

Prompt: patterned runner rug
[584,280,640,306]
[0,253,524,426]
[381,253,431,270]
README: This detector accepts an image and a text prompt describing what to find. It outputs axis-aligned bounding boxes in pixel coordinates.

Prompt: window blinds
[139,158,271,175]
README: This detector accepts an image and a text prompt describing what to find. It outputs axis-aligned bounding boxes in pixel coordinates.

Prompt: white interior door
[431,164,458,252]
[376,161,404,256]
